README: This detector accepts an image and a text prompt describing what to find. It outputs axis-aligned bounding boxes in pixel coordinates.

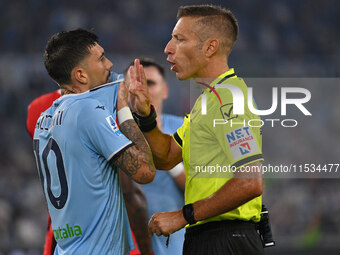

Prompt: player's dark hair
[44,29,98,85]
[177,5,238,52]
[125,57,165,78]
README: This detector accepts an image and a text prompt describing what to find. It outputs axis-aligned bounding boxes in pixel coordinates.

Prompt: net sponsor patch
[225,127,259,160]
[105,116,122,136]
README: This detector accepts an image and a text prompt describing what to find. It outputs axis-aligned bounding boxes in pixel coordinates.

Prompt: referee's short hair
[177,5,238,54]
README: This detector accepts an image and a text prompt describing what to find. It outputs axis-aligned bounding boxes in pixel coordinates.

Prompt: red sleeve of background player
[26,90,61,139]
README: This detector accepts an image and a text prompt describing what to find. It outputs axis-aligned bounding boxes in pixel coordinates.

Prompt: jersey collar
[210,68,237,88]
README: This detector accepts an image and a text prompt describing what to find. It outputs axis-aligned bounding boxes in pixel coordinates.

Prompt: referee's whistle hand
[148,209,187,237]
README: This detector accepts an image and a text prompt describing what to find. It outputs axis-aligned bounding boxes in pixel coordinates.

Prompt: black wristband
[132,105,157,132]
[182,204,197,225]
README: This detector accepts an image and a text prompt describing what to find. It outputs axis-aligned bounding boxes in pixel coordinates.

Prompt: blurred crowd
[0,0,339,253]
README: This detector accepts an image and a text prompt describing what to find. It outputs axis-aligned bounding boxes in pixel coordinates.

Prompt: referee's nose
[164,38,174,56]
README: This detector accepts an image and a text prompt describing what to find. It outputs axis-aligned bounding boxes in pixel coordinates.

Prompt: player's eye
[147,80,156,86]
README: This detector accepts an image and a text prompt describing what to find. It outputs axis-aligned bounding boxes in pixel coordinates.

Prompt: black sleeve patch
[173,132,182,147]
[231,154,263,169]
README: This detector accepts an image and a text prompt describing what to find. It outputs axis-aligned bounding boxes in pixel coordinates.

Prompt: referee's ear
[204,38,219,57]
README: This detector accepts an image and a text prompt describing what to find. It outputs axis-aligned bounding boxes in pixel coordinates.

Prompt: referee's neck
[196,61,230,79]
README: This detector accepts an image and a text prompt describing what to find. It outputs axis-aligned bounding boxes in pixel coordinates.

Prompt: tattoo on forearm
[114,119,155,177]
[114,147,140,176]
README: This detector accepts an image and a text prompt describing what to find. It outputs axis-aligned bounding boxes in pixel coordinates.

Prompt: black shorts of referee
[183,220,264,255]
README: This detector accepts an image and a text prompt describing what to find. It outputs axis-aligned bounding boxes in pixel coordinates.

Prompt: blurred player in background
[33,29,155,254]
[126,58,185,254]
[27,73,153,255]
[128,5,265,255]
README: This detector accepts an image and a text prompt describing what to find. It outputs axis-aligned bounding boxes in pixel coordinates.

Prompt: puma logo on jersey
[96,105,105,110]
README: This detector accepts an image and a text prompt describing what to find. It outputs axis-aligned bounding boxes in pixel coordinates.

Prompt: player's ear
[163,82,169,100]
[204,38,219,57]
[73,67,88,84]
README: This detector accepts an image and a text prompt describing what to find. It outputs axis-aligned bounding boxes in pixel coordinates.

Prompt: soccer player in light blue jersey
[33,29,156,254]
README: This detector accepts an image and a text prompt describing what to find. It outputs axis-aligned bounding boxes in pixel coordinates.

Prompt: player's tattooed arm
[113,119,156,184]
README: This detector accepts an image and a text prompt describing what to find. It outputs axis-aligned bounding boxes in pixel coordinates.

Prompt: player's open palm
[128,59,151,116]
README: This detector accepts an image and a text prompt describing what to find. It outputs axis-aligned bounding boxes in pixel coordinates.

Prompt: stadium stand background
[0,0,339,254]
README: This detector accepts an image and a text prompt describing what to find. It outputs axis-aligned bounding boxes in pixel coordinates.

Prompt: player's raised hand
[117,81,129,110]
[128,59,151,116]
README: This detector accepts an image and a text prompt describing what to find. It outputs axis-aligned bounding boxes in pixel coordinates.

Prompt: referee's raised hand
[128,58,151,116]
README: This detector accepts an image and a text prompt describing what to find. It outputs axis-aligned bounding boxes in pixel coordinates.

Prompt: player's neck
[61,84,85,94]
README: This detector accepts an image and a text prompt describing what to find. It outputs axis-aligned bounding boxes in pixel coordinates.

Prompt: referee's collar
[209,68,237,88]
[197,68,237,96]
[216,68,236,84]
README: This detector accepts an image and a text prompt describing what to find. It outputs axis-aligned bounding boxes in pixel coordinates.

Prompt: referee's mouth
[167,59,177,71]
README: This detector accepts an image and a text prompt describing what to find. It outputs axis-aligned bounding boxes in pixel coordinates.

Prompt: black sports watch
[182,204,197,225]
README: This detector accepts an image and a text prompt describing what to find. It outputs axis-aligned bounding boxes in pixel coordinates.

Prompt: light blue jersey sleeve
[77,98,132,161]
